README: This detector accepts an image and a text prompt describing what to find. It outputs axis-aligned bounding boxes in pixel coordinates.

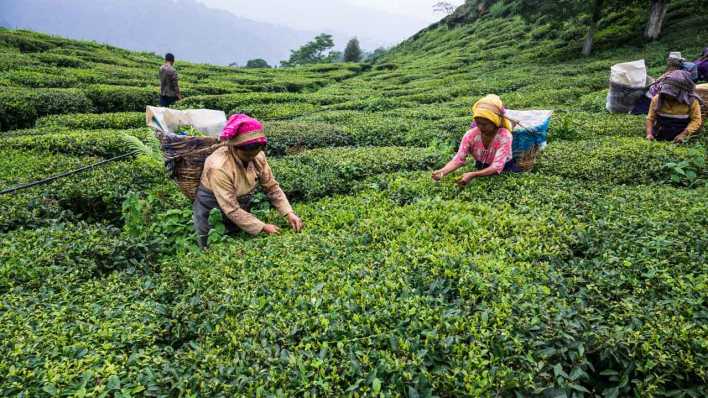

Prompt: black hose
[0,150,141,196]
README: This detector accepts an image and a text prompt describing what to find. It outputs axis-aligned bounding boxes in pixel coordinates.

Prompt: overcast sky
[197,0,466,48]
[345,0,465,22]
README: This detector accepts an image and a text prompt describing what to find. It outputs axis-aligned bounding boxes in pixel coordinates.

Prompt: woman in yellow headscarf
[432,94,518,186]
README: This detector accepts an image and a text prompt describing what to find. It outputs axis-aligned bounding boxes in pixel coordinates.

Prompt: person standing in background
[159,53,181,107]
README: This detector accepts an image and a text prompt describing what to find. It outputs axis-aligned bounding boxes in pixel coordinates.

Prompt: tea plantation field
[1,1,707,396]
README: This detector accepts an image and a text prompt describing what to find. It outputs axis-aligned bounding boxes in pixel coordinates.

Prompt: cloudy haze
[197,0,465,48]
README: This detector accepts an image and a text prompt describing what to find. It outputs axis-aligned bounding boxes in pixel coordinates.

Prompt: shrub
[2,128,153,158]
[263,121,353,156]
[268,146,447,201]
[0,88,94,131]
[0,222,158,291]
[35,53,88,68]
[536,137,696,185]
[0,154,163,232]
[0,30,56,53]
[36,112,146,130]
[83,85,159,113]
[0,69,80,88]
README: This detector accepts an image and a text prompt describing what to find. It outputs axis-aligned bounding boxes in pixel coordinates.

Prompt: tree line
[478,0,675,56]
[242,35,384,69]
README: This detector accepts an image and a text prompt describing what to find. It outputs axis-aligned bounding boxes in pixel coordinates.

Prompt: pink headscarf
[220,114,267,147]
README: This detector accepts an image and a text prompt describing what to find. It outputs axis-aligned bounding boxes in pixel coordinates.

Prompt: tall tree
[281,33,335,67]
[245,58,271,68]
[582,0,605,56]
[645,0,670,40]
[343,38,363,63]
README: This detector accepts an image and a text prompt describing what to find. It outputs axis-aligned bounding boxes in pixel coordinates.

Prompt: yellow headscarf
[472,94,513,131]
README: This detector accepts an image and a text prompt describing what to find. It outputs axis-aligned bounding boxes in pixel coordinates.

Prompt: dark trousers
[192,186,252,249]
[160,95,178,107]
[653,116,690,141]
[475,158,521,173]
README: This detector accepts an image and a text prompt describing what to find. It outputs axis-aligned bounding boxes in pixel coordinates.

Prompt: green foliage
[0,7,707,396]
[343,37,363,63]
[36,112,146,130]
[281,33,337,67]
[245,58,271,68]
[264,121,354,156]
[0,88,94,130]
[663,144,706,187]
[0,222,157,292]
[82,85,159,113]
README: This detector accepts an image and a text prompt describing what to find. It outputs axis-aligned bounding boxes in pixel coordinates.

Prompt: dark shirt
[159,63,180,98]
[696,60,708,82]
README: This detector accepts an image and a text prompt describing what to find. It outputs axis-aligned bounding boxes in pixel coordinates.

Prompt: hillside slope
[0,2,706,396]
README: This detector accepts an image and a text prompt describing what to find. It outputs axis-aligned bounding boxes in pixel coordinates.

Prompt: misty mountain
[0,0,321,65]
[199,0,432,49]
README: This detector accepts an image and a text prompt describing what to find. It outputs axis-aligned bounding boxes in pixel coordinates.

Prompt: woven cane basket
[155,132,222,200]
[697,84,708,123]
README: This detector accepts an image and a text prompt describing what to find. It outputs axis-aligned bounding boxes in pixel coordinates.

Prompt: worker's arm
[432,130,473,181]
[257,156,294,217]
[646,96,658,140]
[672,101,703,143]
[432,159,464,181]
[684,100,703,136]
[209,169,266,235]
[257,155,303,232]
[457,132,511,186]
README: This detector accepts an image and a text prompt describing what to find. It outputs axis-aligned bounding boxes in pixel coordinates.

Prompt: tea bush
[2,128,153,158]
[0,2,707,395]
[0,154,163,232]
[36,112,146,130]
[0,88,94,130]
[0,222,158,292]
[83,85,159,113]
[264,121,354,156]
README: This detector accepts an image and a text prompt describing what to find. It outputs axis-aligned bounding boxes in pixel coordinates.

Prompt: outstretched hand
[431,170,444,181]
[287,213,304,232]
[673,132,688,144]
[262,224,280,235]
[455,173,474,187]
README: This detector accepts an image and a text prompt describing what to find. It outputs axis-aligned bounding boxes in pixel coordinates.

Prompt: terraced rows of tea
[1,2,706,396]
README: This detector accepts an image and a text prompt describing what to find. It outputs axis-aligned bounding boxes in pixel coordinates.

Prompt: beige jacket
[200,147,293,234]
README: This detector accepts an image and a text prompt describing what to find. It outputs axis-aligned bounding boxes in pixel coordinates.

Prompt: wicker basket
[697,84,708,122]
[155,132,222,200]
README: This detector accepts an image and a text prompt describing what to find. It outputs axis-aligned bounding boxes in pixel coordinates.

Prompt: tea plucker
[193,114,304,248]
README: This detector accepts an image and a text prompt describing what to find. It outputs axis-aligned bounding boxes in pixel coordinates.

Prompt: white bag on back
[146,106,226,137]
[609,60,647,88]
[606,60,649,113]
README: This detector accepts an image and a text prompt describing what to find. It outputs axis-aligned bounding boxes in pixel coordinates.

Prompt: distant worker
[432,94,519,186]
[694,47,708,82]
[193,114,304,249]
[646,70,703,143]
[159,53,181,107]
[633,51,699,114]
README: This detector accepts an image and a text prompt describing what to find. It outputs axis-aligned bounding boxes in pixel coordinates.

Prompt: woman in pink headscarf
[193,114,303,249]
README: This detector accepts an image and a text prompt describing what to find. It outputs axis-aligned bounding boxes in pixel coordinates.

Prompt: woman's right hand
[646,133,655,141]
[262,224,280,235]
[431,170,444,181]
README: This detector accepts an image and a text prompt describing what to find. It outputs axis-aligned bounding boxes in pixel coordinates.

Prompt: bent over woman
[432,94,519,187]
[646,70,703,143]
[193,114,303,248]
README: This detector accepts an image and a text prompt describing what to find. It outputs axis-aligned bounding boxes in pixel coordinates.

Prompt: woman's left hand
[287,212,304,232]
[455,173,474,187]
[673,132,688,144]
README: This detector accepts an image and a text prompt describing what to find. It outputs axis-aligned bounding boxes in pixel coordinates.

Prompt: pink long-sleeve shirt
[452,127,513,174]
